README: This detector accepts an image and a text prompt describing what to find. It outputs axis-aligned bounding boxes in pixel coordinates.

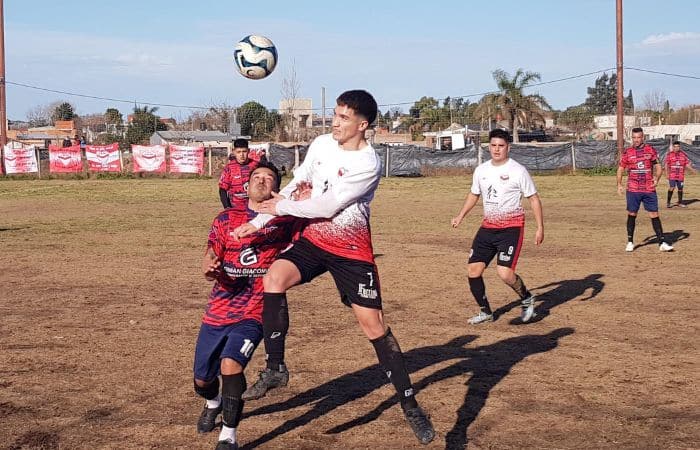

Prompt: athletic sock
[678,189,683,204]
[262,292,288,370]
[206,395,221,409]
[370,328,418,411]
[468,276,491,314]
[508,274,532,300]
[667,190,674,205]
[218,425,236,443]
[651,217,665,244]
[626,215,636,242]
[221,373,245,431]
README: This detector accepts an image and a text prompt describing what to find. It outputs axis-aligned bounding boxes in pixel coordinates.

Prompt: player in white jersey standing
[232,90,435,445]
[451,129,544,325]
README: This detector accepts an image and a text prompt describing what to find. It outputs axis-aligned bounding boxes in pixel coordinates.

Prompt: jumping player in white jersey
[451,129,544,325]
[232,90,435,445]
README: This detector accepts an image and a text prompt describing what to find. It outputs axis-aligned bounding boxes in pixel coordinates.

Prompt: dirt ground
[0,175,698,450]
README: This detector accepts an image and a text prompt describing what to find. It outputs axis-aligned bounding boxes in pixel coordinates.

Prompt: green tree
[237,101,269,137]
[491,68,551,142]
[557,105,594,140]
[124,105,167,146]
[584,73,618,115]
[53,102,76,122]
[104,108,123,125]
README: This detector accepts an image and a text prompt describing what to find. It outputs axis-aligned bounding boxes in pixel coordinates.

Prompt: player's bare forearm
[202,248,221,280]
[654,163,662,184]
[528,193,544,245]
[616,167,625,195]
[451,193,479,228]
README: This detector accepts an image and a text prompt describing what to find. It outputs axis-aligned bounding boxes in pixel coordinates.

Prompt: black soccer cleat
[215,440,239,450]
[404,406,436,445]
[197,403,222,433]
[241,365,289,401]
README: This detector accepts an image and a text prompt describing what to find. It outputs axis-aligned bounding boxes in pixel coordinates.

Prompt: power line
[6,66,698,113]
[625,66,700,80]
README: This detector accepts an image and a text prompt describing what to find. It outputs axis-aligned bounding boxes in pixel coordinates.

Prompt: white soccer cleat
[467,311,493,325]
[625,242,635,252]
[659,242,674,252]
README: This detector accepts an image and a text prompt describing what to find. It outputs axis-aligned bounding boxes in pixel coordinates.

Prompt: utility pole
[616,0,624,158]
[0,0,7,151]
[321,86,326,134]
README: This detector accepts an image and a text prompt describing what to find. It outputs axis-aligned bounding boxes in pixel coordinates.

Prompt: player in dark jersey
[219,139,259,210]
[665,141,697,208]
[617,127,673,252]
[231,90,435,445]
[194,162,300,450]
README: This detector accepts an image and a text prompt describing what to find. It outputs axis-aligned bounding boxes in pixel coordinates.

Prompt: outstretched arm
[451,193,480,228]
[527,193,544,245]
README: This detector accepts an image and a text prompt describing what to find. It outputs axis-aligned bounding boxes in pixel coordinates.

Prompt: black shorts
[468,226,524,270]
[277,237,382,310]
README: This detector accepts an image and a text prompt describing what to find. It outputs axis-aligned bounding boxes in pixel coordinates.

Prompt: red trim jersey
[665,150,691,181]
[471,158,537,229]
[218,159,260,210]
[204,209,300,326]
[619,145,659,193]
[252,134,381,264]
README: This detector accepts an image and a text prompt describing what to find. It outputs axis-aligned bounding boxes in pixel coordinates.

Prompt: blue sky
[5,0,700,121]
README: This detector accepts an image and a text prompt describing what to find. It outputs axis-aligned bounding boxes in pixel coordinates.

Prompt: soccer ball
[234,35,278,80]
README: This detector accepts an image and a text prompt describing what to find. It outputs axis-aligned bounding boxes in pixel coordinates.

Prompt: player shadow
[681,198,698,206]
[490,274,605,325]
[241,328,574,450]
[0,226,29,232]
[638,229,689,248]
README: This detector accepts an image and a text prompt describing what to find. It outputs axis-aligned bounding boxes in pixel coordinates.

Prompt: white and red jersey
[665,150,691,181]
[252,133,381,263]
[471,158,537,229]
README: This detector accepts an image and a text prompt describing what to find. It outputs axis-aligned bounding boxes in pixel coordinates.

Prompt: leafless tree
[280,61,302,141]
[641,90,667,112]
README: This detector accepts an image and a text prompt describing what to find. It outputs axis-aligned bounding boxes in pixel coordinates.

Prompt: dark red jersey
[619,145,659,193]
[203,209,300,326]
[218,160,260,210]
[665,151,690,181]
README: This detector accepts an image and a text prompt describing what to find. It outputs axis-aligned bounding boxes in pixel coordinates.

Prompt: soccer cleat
[520,295,537,323]
[467,311,493,325]
[215,440,239,450]
[625,242,635,252]
[666,203,672,208]
[403,406,436,445]
[197,403,222,433]
[241,365,289,400]
[659,242,674,252]
[677,203,687,208]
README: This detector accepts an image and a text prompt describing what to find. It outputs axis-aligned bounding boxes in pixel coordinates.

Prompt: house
[636,124,700,144]
[149,130,250,152]
[593,115,636,140]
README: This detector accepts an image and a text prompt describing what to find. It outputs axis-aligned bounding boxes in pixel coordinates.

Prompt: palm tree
[491,69,552,142]
[473,93,502,132]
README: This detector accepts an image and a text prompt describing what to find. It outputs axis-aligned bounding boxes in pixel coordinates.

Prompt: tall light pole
[616,0,624,157]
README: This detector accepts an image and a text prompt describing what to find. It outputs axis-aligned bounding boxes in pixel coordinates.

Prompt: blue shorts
[193,319,263,382]
[626,191,658,213]
[668,180,684,189]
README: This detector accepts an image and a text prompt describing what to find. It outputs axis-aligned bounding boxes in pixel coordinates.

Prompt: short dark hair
[489,129,511,142]
[251,161,282,192]
[672,140,681,146]
[233,138,249,149]
[631,127,644,134]
[336,90,377,125]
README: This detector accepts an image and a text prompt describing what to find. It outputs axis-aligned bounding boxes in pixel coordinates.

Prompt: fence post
[385,147,390,178]
[36,147,41,178]
[294,146,300,169]
[208,147,212,177]
[571,142,576,173]
[477,144,483,166]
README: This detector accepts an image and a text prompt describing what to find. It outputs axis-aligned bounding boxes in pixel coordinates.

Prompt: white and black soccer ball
[233,35,278,80]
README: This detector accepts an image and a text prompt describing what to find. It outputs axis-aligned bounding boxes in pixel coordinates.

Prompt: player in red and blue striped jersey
[194,162,301,450]
[664,141,697,208]
[218,139,260,211]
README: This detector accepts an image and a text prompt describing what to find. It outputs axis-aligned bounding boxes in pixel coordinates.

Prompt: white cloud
[641,32,700,46]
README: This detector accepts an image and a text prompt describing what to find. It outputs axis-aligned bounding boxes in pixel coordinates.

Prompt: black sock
[626,215,636,242]
[262,292,288,370]
[678,189,683,204]
[508,274,531,300]
[193,377,219,400]
[221,373,246,428]
[667,190,674,205]
[468,276,491,314]
[370,328,418,411]
[651,217,665,244]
